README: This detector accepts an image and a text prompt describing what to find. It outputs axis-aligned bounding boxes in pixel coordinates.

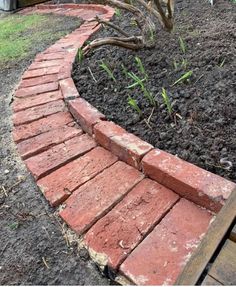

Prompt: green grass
[0,14,80,67]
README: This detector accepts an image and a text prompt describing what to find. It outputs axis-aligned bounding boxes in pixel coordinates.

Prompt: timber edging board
[175,189,236,285]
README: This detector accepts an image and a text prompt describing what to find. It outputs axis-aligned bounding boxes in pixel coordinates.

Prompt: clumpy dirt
[0,12,109,285]
[73,0,236,182]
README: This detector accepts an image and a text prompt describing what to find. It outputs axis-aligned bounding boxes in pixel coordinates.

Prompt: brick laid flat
[13,112,73,143]
[142,149,236,212]
[22,66,61,79]
[28,59,64,70]
[15,82,59,98]
[94,121,153,169]
[17,125,82,159]
[13,100,66,126]
[13,90,63,112]
[37,147,118,206]
[120,198,213,285]
[19,74,59,88]
[60,161,144,235]
[84,179,179,270]
[25,134,96,179]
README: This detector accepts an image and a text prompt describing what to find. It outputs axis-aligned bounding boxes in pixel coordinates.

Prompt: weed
[161,88,172,116]
[135,56,147,77]
[128,96,142,116]
[9,222,19,230]
[100,61,116,81]
[219,58,226,67]
[115,8,122,17]
[179,36,186,54]
[173,60,178,70]
[172,70,193,86]
[76,48,83,64]
[121,63,129,77]
[127,72,155,106]
[181,57,188,69]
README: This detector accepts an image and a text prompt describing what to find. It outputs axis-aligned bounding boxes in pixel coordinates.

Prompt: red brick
[15,82,58,98]
[13,100,66,126]
[84,179,179,269]
[28,59,64,70]
[19,74,59,88]
[120,198,213,286]
[94,121,153,169]
[22,66,61,79]
[58,65,72,80]
[68,98,105,135]
[60,78,79,100]
[25,134,96,179]
[37,147,118,206]
[17,125,82,159]
[13,112,73,143]
[13,90,62,112]
[142,149,236,212]
[35,52,67,62]
[60,161,144,235]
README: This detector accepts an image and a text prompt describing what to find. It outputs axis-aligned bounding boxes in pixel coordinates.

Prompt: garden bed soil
[0,13,109,285]
[72,0,236,182]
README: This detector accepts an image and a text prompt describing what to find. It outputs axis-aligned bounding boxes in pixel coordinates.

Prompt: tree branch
[95,16,130,37]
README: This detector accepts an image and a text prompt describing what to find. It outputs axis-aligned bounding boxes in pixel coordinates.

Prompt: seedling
[127,72,155,106]
[172,70,193,86]
[135,56,147,77]
[173,60,178,70]
[161,88,172,116]
[219,58,226,67]
[115,8,122,17]
[181,57,188,69]
[128,96,142,116]
[121,63,129,77]
[76,48,83,64]
[179,36,186,54]
[99,61,116,82]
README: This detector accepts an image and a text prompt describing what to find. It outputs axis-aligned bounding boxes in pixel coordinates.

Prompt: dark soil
[0,12,109,285]
[73,0,236,182]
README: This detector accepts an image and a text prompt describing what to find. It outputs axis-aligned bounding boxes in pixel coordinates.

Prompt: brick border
[11,4,236,285]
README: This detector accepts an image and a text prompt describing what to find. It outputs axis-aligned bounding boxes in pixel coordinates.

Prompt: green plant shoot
[128,96,142,115]
[135,56,147,76]
[99,61,116,82]
[114,8,122,17]
[179,36,186,54]
[76,48,83,64]
[161,88,172,116]
[172,70,193,86]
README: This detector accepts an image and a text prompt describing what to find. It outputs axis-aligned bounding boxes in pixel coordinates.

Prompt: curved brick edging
[11,4,236,286]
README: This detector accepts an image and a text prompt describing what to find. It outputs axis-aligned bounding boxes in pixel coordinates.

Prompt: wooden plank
[209,239,236,285]
[229,223,236,242]
[175,189,236,285]
[18,0,46,8]
[201,275,223,286]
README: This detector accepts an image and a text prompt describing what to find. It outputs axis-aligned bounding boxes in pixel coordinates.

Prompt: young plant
[172,70,193,86]
[99,61,116,82]
[173,60,178,70]
[179,36,186,54]
[219,58,226,67]
[135,56,147,77]
[76,48,83,64]
[127,72,155,106]
[161,88,172,116]
[181,57,188,69]
[114,8,122,17]
[121,63,129,77]
[128,96,142,116]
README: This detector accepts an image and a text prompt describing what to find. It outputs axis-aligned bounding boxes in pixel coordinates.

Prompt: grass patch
[0,13,81,67]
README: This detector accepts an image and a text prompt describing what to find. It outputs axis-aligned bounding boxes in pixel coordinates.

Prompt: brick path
[11,3,236,285]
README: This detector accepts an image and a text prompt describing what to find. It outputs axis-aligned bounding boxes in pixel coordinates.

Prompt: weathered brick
[68,98,105,135]
[28,59,64,70]
[17,125,82,159]
[13,112,73,143]
[60,161,144,235]
[13,100,66,126]
[94,121,153,169]
[120,198,213,286]
[15,82,58,98]
[60,78,79,100]
[142,149,236,212]
[25,134,96,179]
[35,52,67,62]
[37,147,118,206]
[13,90,62,112]
[22,66,61,79]
[84,179,179,269]
[19,74,59,88]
